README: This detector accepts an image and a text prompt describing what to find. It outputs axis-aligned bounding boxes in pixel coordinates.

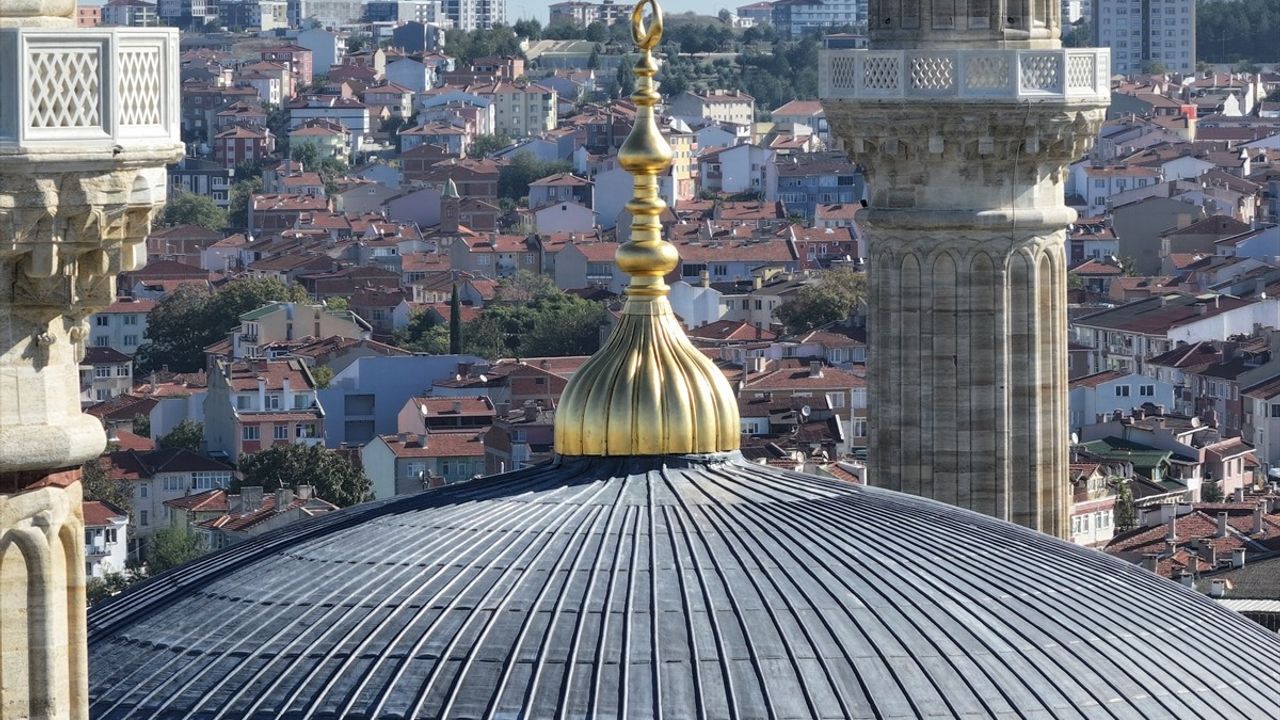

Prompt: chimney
[1233,487,1245,503]
[228,493,243,514]
[1253,501,1265,534]
[1133,407,1145,420]
[753,275,763,290]
[1232,547,1246,568]
[276,487,295,509]
[452,400,463,414]
[809,361,823,378]
[700,269,710,288]
[1217,511,1229,538]
[296,484,314,500]
[1209,579,1226,598]
[1179,571,1194,588]
[1142,553,1158,572]
[1166,517,1177,543]
[241,485,264,510]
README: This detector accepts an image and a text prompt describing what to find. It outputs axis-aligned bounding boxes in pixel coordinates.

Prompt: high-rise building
[771,0,867,39]
[1093,0,1195,75]
[445,0,504,30]
[820,1,1110,536]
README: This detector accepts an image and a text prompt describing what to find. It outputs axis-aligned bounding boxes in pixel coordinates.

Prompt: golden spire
[554,0,740,456]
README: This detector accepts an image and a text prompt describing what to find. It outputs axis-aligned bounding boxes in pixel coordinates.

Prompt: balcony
[818,47,1110,104]
[0,27,181,163]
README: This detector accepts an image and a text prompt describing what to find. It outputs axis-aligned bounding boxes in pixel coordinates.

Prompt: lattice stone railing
[820,47,1110,103]
[0,27,179,155]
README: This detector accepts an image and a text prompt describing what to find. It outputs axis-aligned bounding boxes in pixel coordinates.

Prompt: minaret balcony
[0,26,180,163]
[819,46,1110,104]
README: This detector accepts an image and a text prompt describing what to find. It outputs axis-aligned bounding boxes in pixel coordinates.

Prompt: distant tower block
[819,0,1110,536]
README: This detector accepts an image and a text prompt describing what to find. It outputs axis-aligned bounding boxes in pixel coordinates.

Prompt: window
[294,394,311,409]
[274,425,289,440]
[1140,385,1154,397]
[116,365,130,377]
[140,510,149,527]
[123,315,138,326]
[95,316,110,327]
[94,366,111,378]
[441,460,451,476]
[163,476,185,491]
[1271,403,1280,418]
[1115,385,1130,397]
[96,389,111,401]
[123,335,138,347]
[242,425,260,441]
[236,395,251,410]
[265,394,281,410]
[104,528,117,544]
[140,484,148,498]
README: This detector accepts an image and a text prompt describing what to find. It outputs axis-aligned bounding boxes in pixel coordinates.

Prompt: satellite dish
[1070,433,1079,444]
[478,374,488,382]
[800,405,812,419]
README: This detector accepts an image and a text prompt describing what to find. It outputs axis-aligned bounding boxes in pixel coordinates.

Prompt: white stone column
[0,3,182,717]
[822,51,1107,538]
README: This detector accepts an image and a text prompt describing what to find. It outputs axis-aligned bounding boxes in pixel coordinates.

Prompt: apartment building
[1093,0,1195,75]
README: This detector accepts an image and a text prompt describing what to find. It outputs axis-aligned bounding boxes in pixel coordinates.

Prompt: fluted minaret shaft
[0,1,182,717]
[820,1,1108,537]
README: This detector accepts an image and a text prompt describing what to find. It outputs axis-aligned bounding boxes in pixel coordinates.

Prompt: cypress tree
[449,284,463,355]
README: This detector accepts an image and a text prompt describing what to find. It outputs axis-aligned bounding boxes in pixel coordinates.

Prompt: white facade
[700,143,772,195]
[533,201,596,234]
[297,29,345,74]
[84,506,129,579]
[1093,0,1195,75]
[1069,372,1176,431]
[89,300,150,356]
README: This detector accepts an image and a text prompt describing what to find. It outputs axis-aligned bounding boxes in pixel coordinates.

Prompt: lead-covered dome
[88,454,1280,719]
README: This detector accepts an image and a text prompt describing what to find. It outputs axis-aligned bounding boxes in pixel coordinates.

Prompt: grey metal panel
[89,455,1280,719]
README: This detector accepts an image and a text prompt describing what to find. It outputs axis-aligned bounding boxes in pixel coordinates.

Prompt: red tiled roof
[83,500,128,527]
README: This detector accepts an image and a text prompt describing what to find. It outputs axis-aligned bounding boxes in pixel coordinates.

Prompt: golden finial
[554,0,740,456]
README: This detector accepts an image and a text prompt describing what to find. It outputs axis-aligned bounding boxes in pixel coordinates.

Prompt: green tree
[1140,59,1169,75]
[615,55,636,98]
[449,284,464,355]
[132,413,151,438]
[513,18,542,40]
[81,459,133,513]
[325,296,349,312]
[87,572,134,606]
[395,308,450,353]
[1062,20,1092,48]
[584,21,608,42]
[310,365,334,389]
[148,525,206,574]
[163,191,228,230]
[1234,59,1262,75]
[774,268,867,334]
[135,277,308,374]
[1113,480,1137,532]
[495,270,559,303]
[1201,479,1224,503]
[237,444,372,508]
[498,152,572,203]
[158,420,204,451]
[468,132,512,158]
[462,294,608,359]
[588,45,601,69]
[228,177,262,230]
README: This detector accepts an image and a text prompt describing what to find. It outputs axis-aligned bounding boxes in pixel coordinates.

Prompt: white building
[1068,369,1177,432]
[296,28,345,75]
[1093,0,1195,75]
[83,501,129,579]
[771,0,866,39]
[669,90,755,128]
[698,143,773,195]
[89,297,153,357]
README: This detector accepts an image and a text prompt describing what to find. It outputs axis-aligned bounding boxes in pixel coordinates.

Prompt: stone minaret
[0,1,182,717]
[819,2,1108,536]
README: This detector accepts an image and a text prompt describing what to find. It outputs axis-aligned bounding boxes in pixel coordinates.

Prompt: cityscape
[3,0,1280,716]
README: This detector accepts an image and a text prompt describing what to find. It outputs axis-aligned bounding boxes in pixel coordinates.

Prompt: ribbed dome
[87,455,1280,719]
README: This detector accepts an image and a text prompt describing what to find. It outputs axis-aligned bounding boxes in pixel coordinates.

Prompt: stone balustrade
[819,47,1111,104]
[0,27,180,161]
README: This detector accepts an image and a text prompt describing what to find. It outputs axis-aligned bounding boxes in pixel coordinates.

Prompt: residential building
[1073,293,1280,373]
[1092,0,1195,75]
[396,396,496,435]
[770,100,830,145]
[362,431,487,497]
[204,359,326,463]
[476,82,557,137]
[1067,462,1119,548]
[528,173,593,210]
[483,405,555,473]
[222,301,371,361]
[80,347,133,405]
[1068,369,1177,432]
[261,44,314,87]
[445,0,505,30]
[213,125,275,169]
[78,4,103,25]
[296,28,345,74]
[771,0,865,38]
[287,96,370,155]
[699,143,773,195]
[168,157,234,209]
[767,152,863,219]
[101,0,159,26]
[548,0,631,25]
[669,89,755,127]
[740,361,868,453]
[83,501,129,578]
[100,448,235,537]
[737,1,774,25]
[89,297,154,356]
[1079,165,1161,216]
